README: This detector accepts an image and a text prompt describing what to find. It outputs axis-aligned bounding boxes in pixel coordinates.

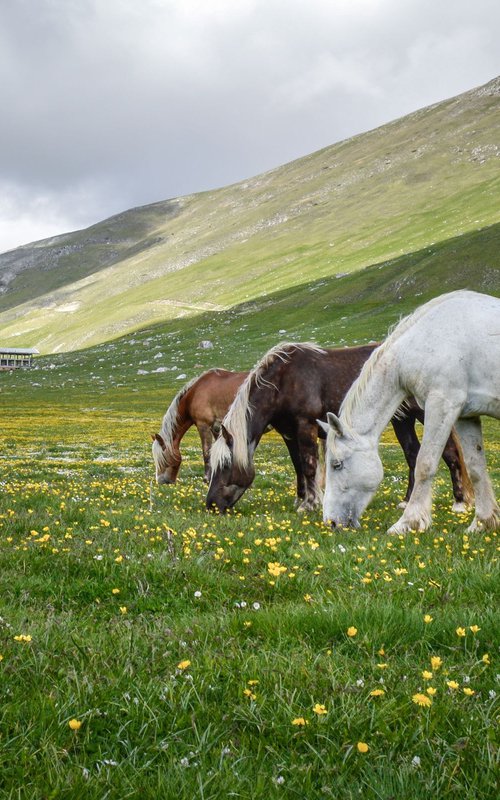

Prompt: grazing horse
[321,290,500,533]
[152,368,248,483]
[206,342,472,513]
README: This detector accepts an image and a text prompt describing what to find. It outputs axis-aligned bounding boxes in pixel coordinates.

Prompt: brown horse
[152,368,248,484]
[206,343,473,513]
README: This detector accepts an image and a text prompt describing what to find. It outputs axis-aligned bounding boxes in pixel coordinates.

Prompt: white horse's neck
[341,349,407,441]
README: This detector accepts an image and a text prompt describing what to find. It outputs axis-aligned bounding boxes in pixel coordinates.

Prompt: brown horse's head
[205,425,255,512]
[151,433,182,484]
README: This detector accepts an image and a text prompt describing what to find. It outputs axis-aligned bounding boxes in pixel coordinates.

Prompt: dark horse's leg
[295,419,321,511]
[391,408,471,508]
[279,434,307,505]
[196,423,214,483]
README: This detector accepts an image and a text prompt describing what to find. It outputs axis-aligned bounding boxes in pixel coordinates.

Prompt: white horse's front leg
[455,418,500,532]
[388,397,461,534]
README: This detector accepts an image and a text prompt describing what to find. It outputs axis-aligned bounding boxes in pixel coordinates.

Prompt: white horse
[319,290,500,534]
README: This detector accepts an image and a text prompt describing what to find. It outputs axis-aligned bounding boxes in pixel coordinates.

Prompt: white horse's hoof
[387,515,428,535]
[452,501,468,514]
[397,500,408,510]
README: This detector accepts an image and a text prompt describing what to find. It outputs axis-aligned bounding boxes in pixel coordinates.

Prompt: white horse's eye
[332,459,344,471]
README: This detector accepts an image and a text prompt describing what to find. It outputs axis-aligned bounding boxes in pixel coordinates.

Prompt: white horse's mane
[210,342,326,472]
[339,291,467,425]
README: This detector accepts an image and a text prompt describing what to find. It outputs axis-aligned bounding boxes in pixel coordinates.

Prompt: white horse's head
[318,412,383,528]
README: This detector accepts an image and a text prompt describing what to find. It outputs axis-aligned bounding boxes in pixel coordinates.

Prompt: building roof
[0,347,39,355]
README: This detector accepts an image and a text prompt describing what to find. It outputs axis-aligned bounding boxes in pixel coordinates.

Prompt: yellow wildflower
[292,717,309,726]
[357,742,369,753]
[482,653,490,665]
[423,614,433,624]
[469,625,480,634]
[463,687,475,696]
[347,626,358,637]
[412,693,432,707]
[370,689,385,697]
[68,719,82,731]
[430,656,443,671]
[456,627,466,637]
[426,687,437,696]
[422,671,433,680]
[177,659,191,670]
[312,703,327,715]
[447,680,459,690]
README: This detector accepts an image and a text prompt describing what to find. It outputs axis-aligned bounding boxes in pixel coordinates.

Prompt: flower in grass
[469,625,480,634]
[447,680,459,690]
[482,653,490,665]
[292,717,309,726]
[347,626,357,637]
[13,634,32,643]
[430,656,443,671]
[357,742,369,753]
[423,614,433,624]
[412,693,432,707]
[303,594,313,603]
[119,606,127,614]
[313,703,327,716]
[422,670,433,680]
[463,687,475,696]
[370,689,385,697]
[0,655,3,662]
[194,591,202,598]
[177,660,191,671]
[411,755,421,768]
[426,687,437,696]
[243,688,256,700]
[456,627,466,638]
[111,588,120,595]
[68,719,82,731]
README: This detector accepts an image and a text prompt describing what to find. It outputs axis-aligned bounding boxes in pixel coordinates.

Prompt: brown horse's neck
[171,393,195,447]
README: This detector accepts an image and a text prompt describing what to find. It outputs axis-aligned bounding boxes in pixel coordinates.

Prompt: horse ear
[317,419,330,436]
[220,424,234,449]
[326,412,345,437]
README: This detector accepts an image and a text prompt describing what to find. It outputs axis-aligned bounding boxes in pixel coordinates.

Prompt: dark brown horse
[152,368,248,483]
[206,343,473,513]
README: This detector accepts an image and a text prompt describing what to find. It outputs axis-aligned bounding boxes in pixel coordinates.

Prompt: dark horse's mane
[210,343,325,471]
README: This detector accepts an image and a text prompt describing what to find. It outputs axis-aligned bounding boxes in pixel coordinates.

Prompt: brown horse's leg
[196,423,214,483]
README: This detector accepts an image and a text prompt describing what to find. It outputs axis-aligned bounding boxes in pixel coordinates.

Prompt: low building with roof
[0,347,39,369]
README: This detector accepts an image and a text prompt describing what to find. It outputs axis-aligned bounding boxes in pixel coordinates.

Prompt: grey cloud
[0,0,499,253]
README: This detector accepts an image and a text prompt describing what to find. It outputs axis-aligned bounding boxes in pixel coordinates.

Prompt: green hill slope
[0,76,499,354]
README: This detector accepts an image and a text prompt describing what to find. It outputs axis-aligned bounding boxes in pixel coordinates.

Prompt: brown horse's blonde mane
[155,369,224,467]
[210,342,326,472]
[340,292,459,425]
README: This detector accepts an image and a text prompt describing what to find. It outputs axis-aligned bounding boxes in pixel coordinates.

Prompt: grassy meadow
[0,315,499,799]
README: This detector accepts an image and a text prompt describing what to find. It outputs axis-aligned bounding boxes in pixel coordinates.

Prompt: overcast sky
[1,0,499,255]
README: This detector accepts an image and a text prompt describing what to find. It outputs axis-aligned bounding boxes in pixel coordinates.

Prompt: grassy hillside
[0,261,498,800]
[0,77,499,353]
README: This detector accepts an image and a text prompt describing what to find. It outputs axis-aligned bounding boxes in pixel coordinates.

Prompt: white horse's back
[389,290,500,419]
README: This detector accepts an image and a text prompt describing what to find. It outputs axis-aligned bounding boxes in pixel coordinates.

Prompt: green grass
[0,332,498,798]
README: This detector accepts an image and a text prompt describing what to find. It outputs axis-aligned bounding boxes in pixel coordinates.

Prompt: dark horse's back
[267,344,379,429]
